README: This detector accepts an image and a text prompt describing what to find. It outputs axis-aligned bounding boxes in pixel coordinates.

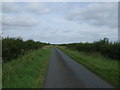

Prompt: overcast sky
[1,2,118,44]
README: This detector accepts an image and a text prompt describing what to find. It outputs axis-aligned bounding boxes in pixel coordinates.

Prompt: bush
[2,37,49,62]
[60,38,120,60]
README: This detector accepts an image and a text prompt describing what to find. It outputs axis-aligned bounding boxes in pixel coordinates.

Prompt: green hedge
[2,37,49,62]
[60,38,120,60]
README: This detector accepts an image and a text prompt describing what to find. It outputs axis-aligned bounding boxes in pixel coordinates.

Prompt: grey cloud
[2,2,21,13]
[2,2,118,44]
[25,2,51,14]
[2,2,51,14]
[67,2,118,28]
[2,14,38,27]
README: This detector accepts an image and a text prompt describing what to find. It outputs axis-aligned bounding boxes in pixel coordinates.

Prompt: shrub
[60,38,120,60]
[2,37,49,62]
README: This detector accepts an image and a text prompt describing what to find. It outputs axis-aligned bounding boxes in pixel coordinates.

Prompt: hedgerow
[2,37,49,62]
[60,38,120,60]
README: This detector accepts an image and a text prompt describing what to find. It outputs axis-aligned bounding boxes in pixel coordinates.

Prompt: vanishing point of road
[45,47,113,88]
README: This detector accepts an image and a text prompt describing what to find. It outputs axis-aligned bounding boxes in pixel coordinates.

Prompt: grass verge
[59,46,118,87]
[3,47,51,88]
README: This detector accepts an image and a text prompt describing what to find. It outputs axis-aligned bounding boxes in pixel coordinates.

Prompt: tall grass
[3,47,51,88]
[59,47,118,87]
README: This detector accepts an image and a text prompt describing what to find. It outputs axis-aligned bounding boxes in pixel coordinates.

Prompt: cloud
[28,15,117,44]
[66,2,118,28]
[25,2,51,14]
[2,2,51,14]
[2,2,21,13]
[2,13,38,27]
[2,2,118,44]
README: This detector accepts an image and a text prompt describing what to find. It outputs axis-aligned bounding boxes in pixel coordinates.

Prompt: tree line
[2,37,50,62]
[60,38,120,60]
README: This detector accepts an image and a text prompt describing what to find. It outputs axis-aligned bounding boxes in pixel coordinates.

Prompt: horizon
[2,36,118,45]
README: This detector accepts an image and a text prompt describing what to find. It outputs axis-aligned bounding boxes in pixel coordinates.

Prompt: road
[45,47,113,88]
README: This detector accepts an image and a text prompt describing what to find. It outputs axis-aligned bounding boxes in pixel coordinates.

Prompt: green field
[59,46,118,87]
[3,47,51,88]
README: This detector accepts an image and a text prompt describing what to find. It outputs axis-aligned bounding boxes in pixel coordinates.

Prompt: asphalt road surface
[45,47,113,88]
